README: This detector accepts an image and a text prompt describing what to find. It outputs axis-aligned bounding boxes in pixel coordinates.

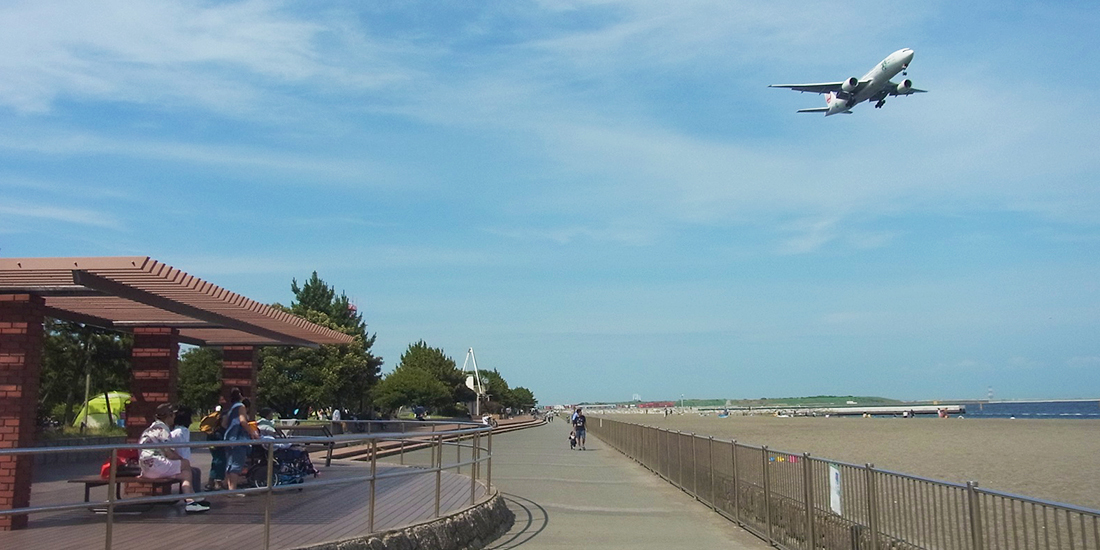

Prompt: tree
[478,369,515,414]
[510,387,537,409]
[370,365,451,414]
[178,347,222,412]
[258,273,383,417]
[397,341,475,413]
[39,319,131,425]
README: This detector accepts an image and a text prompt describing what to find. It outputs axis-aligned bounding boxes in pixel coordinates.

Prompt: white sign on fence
[829,463,843,515]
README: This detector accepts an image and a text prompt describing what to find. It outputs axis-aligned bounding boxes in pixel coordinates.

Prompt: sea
[960,400,1100,419]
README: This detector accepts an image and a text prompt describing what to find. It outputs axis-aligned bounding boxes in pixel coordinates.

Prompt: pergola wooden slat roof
[0,256,354,347]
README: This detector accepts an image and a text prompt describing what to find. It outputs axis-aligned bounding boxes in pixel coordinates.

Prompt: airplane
[770,48,927,116]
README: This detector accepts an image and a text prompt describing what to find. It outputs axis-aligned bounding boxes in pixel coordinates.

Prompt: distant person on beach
[572,408,587,450]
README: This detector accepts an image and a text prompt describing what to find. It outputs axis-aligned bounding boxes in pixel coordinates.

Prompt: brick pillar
[125,327,179,442]
[0,294,45,530]
[221,346,258,402]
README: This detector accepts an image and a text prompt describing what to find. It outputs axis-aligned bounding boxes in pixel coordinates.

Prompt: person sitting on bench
[139,403,209,513]
[170,407,203,493]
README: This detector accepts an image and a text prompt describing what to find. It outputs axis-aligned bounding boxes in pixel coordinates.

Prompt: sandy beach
[597,412,1100,511]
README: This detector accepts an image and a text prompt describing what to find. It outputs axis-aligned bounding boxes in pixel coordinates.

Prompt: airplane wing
[770,80,871,93]
[769,82,847,93]
[796,107,830,113]
[886,81,928,96]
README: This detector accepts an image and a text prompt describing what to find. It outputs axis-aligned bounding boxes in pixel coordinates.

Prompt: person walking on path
[486,416,772,549]
[571,408,586,450]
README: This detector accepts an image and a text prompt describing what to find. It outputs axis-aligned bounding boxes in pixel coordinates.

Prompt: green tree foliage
[258,272,383,417]
[510,386,537,409]
[371,341,473,415]
[177,347,222,412]
[39,319,131,424]
[370,365,451,413]
[397,341,475,411]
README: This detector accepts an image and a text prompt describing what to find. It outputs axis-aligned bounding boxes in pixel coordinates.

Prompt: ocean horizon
[958,399,1100,419]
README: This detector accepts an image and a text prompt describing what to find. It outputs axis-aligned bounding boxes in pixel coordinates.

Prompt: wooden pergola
[0,256,354,530]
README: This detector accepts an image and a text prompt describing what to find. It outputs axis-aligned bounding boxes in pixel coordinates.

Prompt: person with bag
[222,388,257,492]
[200,405,227,490]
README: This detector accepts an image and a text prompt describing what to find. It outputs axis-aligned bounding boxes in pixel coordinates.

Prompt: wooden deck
[0,456,489,550]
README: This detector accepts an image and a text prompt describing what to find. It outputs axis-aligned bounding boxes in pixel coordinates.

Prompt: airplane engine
[841,77,859,93]
[896,79,913,94]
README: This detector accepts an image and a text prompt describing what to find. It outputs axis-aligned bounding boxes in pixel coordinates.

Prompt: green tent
[72,391,131,429]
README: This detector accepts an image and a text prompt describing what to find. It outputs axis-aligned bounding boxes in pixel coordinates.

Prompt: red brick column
[0,294,45,530]
[221,346,257,401]
[125,327,179,442]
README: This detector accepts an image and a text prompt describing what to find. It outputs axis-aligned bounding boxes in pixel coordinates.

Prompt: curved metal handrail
[0,420,496,550]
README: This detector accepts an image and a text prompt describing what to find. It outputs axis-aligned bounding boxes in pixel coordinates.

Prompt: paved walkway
[485,420,770,549]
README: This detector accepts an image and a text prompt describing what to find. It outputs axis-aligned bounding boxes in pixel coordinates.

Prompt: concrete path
[485,420,771,549]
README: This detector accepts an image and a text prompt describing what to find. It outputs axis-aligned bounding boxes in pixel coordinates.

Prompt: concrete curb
[290,491,515,550]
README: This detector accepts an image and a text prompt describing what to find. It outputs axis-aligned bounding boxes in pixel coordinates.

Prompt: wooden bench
[68,474,183,503]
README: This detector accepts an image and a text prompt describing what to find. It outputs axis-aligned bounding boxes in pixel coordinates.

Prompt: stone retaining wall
[293,492,514,550]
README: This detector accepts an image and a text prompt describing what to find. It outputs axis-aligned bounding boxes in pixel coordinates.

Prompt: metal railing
[0,419,494,550]
[590,416,1100,550]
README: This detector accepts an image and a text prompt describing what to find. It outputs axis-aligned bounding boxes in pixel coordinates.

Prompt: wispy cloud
[0,130,412,188]
[0,200,123,229]
[0,0,411,115]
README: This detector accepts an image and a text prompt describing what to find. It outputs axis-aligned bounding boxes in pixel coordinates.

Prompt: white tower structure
[461,348,486,416]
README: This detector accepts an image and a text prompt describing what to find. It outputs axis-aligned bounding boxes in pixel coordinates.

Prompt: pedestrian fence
[0,419,494,550]
[589,416,1100,550]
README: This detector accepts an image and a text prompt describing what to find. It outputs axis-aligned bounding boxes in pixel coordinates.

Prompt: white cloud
[0,201,123,229]
[0,129,409,188]
[0,0,409,115]
[1067,356,1100,369]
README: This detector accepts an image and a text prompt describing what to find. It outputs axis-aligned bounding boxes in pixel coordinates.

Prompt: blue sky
[2,1,1098,405]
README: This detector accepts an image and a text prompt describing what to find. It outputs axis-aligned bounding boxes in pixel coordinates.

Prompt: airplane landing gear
[874,99,886,108]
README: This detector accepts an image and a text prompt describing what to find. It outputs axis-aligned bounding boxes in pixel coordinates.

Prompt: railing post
[656,428,662,478]
[677,431,684,490]
[708,436,716,510]
[264,441,275,550]
[732,439,740,523]
[105,447,117,550]
[967,481,984,550]
[763,446,774,545]
[865,464,879,550]
[470,432,478,506]
[456,433,462,475]
[692,433,699,497]
[369,438,378,532]
[399,439,405,465]
[802,453,815,550]
[487,428,493,490]
[435,434,442,518]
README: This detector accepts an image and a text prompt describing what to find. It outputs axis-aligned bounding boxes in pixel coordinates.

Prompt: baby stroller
[246,439,319,488]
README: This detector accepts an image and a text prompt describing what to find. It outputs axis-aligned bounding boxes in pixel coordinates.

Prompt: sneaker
[185,501,210,513]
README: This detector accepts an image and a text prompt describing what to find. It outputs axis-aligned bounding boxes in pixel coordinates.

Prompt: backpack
[199,410,224,439]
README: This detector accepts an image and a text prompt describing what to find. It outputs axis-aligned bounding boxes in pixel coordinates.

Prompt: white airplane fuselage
[824,48,915,116]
